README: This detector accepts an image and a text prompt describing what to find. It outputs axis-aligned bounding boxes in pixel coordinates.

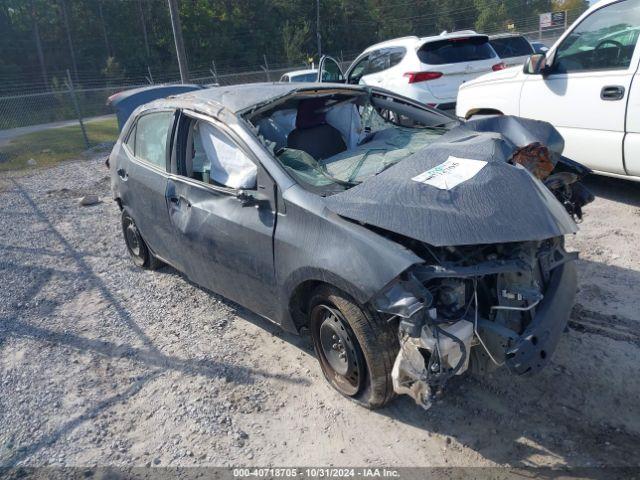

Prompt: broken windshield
[250,92,453,194]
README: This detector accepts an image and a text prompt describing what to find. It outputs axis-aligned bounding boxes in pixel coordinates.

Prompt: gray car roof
[171,82,364,113]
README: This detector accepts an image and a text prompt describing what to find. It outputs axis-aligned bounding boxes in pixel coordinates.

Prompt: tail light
[404,71,443,83]
[492,62,507,71]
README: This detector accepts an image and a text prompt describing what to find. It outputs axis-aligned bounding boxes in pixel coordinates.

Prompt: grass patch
[0,117,118,171]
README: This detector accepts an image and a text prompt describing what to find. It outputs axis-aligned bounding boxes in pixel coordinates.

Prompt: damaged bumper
[373,240,578,409]
[503,260,576,375]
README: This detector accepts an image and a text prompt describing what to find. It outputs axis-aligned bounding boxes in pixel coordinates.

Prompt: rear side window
[490,36,534,58]
[134,111,174,170]
[417,37,497,64]
[365,47,407,75]
[347,55,370,84]
[125,124,136,152]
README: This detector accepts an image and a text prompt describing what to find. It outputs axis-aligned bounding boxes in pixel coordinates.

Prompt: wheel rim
[122,216,145,266]
[311,304,365,397]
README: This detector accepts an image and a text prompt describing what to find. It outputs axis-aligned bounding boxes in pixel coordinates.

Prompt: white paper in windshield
[412,156,487,190]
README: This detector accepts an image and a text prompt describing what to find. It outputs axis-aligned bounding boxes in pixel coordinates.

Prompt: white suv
[456,0,640,181]
[318,31,505,110]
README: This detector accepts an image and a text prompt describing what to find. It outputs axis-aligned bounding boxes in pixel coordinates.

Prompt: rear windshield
[417,36,497,64]
[490,36,534,58]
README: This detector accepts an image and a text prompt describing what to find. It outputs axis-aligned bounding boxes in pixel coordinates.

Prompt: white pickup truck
[456,0,640,181]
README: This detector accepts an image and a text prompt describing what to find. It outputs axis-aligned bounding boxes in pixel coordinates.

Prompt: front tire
[121,211,161,270]
[308,285,398,409]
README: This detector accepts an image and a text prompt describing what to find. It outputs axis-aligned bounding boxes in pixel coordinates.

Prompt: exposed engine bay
[373,237,577,409]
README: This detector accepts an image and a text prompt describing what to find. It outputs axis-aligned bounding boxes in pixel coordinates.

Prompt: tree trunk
[30,0,49,90]
[59,0,79,82]
[137,0,150,59]
[97,0,111,58]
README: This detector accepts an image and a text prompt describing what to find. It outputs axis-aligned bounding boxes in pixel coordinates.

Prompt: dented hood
[324,116,578,247]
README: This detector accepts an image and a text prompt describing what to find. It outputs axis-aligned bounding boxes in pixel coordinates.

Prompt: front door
[166,113,278,319]
[520,0,640,174]
[317,56,345,83]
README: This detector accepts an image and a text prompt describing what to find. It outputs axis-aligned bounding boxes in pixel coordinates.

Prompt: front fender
[456,81,522,119]
[274,186,423,332]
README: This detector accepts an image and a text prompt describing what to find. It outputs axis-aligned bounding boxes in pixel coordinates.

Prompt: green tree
[282,20,310,66]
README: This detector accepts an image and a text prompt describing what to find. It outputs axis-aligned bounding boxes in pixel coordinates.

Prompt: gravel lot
[1,155,639,468]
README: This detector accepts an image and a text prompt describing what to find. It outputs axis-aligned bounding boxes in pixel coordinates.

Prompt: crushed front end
[373,237,577,409]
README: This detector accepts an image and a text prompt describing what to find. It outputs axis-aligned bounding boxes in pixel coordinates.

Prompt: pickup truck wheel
[121,211,161,270]
[309,285,398,409]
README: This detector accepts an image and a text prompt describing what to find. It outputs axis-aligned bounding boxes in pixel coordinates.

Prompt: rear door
[166,112,279,319]
[118,109,177,262]
[520,0,640,174]
[358,47,407,87]
[416,35,502,101]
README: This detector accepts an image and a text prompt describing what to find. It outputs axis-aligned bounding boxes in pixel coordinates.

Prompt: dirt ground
[1,155,639,469]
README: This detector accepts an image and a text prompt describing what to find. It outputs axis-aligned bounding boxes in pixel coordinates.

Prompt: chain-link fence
[0,27,575,168]
[0,85,138,131]
[0,61,355,132]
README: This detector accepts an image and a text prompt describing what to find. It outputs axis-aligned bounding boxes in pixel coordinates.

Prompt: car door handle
[168,196,191,207]
[116,168,128,180]
[601,85,625,101]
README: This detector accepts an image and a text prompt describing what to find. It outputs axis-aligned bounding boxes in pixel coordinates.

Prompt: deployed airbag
[197,122,258,189]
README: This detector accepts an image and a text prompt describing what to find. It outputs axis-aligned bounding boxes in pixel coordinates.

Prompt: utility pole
[316,0,322,59]
[167,0,189,83]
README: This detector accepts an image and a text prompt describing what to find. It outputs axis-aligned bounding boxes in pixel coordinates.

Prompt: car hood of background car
[324,115,578,247]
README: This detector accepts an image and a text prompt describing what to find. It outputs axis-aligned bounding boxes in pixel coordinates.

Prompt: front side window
[321,58,344,82]
[134,111,174,169]
[186,120,257,189]
[554,0,640,72]
[417,36,497,64]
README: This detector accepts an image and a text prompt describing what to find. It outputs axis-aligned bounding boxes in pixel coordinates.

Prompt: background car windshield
[490,36,533,58]
[554,0,640,72]
[291,72,317,82]
[417,36,496,64]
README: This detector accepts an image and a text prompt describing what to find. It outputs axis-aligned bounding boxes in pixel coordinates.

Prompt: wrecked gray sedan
[108,83,592,409]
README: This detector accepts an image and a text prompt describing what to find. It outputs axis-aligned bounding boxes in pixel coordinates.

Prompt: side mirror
[523,54,549,75]
[236,189,269,208]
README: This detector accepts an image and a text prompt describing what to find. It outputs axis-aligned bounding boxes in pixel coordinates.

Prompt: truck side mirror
[523,54,549,75]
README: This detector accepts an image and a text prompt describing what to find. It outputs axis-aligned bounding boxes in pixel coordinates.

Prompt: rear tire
[121,211,162,270]
[308,285,398,409]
